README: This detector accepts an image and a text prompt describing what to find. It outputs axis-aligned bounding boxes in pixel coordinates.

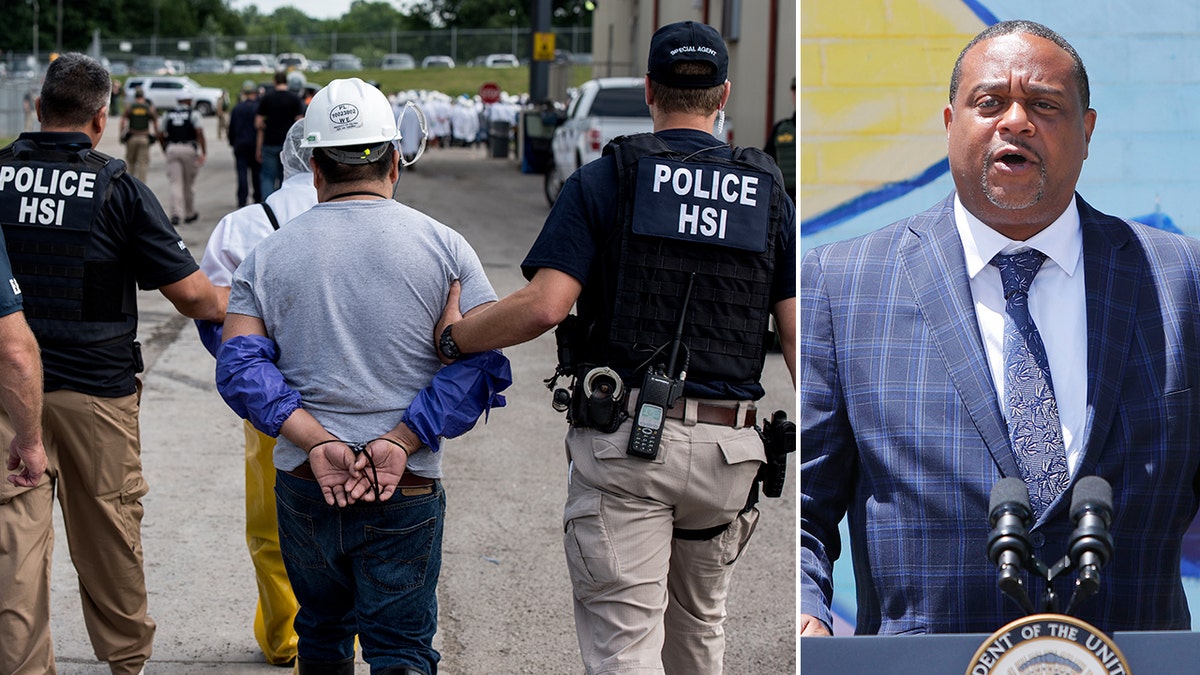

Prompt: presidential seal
[966,614,1130,675]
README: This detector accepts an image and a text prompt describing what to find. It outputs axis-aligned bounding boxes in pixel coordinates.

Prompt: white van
[275,53,310,72]
[231,54,273,74]
[381,53,416,70]
[484,53,520,68]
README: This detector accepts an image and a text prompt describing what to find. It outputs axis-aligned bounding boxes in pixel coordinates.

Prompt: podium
[802,630,1200,673]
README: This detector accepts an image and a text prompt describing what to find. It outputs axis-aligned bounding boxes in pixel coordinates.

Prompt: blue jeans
[276,471,444,673]
[260,144,283,199]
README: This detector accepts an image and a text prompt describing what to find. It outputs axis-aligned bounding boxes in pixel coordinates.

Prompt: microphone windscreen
[990,476,1031,515]
[1071,475,1113,519]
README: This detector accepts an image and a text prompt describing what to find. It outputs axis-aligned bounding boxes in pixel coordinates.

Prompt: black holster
[568,364,627,433]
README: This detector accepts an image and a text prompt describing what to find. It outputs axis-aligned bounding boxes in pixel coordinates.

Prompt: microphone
[987,477,1036,615]
[1065,475,1115,614]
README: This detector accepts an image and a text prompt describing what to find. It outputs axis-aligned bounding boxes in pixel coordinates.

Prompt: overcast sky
[230,0,352,20]
[229,0,420,21]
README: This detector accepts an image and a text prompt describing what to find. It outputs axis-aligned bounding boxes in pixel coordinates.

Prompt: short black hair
[312,145,395,184]
[39,53,111,127]
[274,70,288,85]
[949,20,1090,111]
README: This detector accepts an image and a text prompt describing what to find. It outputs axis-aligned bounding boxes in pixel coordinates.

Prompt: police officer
[119,87,159,182]
[0,52,226,675]
[160,92,207,225]
[433,21,796,675]
[764,76,795,201]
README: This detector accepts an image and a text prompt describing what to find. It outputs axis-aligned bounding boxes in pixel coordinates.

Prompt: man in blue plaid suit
[801,20,1200,635]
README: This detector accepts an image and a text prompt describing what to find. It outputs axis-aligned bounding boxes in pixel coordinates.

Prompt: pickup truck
[544,77,652,206]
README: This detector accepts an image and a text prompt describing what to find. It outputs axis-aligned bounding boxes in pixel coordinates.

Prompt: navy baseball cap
[647,21,728,89]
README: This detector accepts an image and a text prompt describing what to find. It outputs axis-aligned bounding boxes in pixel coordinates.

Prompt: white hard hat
[302,77,399,164]
[286,70,306,91]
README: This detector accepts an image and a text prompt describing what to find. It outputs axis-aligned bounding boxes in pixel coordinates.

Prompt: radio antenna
[665,273,695,378]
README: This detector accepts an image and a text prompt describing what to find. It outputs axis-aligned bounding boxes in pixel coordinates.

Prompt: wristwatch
[438,324,462,361]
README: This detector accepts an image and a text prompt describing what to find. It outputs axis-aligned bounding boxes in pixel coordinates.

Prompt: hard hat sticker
[329,103,362,131]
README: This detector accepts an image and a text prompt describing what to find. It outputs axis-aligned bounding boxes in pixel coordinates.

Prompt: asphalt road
[46,116,797,673]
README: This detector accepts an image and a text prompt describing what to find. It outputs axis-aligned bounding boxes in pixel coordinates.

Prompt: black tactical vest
[595,133,787,387]
[162,108,197,144]
[127,101,154,133]
[0,141,132,344]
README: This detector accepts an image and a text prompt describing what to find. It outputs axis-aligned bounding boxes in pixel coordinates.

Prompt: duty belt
[627,396,756,429]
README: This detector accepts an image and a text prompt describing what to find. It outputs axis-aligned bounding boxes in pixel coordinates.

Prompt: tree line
[3,0,596,54]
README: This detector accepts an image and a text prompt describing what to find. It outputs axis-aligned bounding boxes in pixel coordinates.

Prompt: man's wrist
[372,435,413,457]
[438,323,463,361]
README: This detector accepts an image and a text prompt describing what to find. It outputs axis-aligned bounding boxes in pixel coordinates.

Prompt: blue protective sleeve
[402,350,512,452]
[194,319,224,358]
[215,334,303,437]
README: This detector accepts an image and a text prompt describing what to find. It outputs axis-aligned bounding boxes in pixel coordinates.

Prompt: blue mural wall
[802,0,1200,633]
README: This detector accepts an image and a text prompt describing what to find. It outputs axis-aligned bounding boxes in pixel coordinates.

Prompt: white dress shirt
[955,194,1088,475]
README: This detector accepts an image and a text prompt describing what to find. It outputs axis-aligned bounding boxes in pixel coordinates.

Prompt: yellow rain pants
[244,421,300,665]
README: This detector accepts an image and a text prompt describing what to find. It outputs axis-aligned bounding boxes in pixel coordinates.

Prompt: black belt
[674,522,731,541]
[285,462,438,496]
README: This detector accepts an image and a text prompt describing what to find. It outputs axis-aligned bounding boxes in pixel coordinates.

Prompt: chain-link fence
[0,78,40,138]
[0,26,594,138]
[90,26,593,72]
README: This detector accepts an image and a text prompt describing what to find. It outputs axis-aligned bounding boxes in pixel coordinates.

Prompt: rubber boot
[297,656,355,675]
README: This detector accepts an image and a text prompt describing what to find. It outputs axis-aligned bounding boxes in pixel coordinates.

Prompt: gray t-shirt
[229,198,498,477]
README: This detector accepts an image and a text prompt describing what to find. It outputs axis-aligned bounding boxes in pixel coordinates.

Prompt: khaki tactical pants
[0,389,155,675]
[563,399,764,675]
[165,143,200,220]
[124,133,152,183]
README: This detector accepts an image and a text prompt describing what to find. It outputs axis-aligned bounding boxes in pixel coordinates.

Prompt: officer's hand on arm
[159,270,226,323]
[433,281,464,365]
[800,613,832,637]
[434,268,581,365]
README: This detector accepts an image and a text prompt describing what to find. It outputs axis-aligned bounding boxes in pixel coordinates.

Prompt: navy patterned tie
[992,250,1069,516]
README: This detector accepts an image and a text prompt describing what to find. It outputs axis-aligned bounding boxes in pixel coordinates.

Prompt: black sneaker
[184,213,199,223]
[170,216,180,225]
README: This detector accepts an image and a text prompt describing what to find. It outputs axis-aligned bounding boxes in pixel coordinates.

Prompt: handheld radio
[627,274,693,460]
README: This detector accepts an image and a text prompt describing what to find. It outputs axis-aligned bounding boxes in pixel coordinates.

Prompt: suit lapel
[1075,197,1140,480]
[901,195,1020,478]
